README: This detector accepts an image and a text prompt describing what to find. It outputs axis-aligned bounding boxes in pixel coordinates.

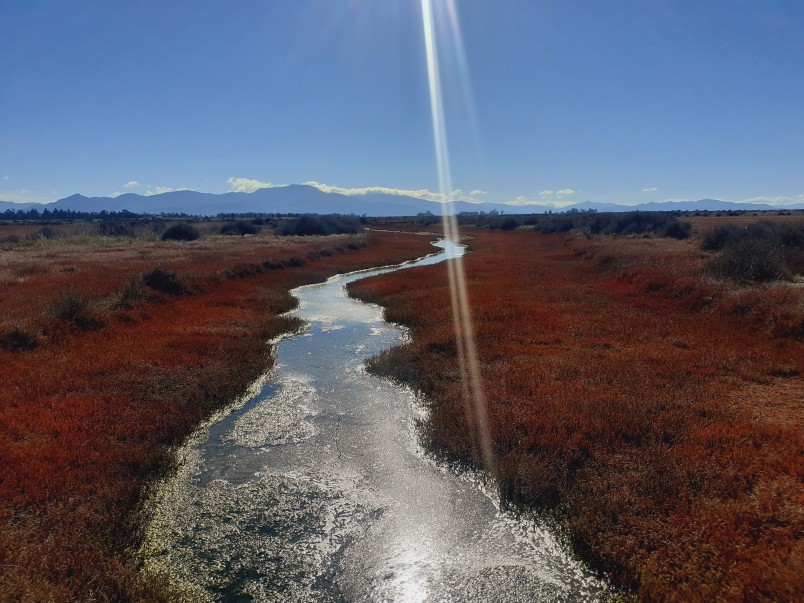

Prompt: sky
[1,0,803,207]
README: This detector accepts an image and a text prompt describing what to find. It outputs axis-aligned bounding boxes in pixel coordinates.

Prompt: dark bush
[51,293,88,323]
[98,221,136,237]
[162,223,200,241]
[221,263,264,279]
[500,217,521,231]
[36,226,60,240]
[220,221,259,236]
[659,220,692,240]
[704,221,803,281]
[279,216,329,236]
[0,327,39,352]
[708,234,789,282]
[521,211,692,239]
[277,215,360,236]
[778,223,804,274]
[117,277,148,308]
[142,268,185,295]
[538,215,576,233]
[50,293,101,329]
[701,224,741,251]
[777,221,804,247]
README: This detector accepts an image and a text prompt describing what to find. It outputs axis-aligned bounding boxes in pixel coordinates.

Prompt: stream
[143,239,609,602]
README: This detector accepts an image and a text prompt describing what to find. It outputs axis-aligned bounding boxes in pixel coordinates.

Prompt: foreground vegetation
[0,226,434,601]
[349,217,803,601]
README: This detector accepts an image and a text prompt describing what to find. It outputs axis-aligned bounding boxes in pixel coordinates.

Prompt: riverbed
[143,239,608,602]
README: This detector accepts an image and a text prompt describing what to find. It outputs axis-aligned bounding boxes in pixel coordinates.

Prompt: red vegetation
[0,229,434,601]
[348,226,803,601]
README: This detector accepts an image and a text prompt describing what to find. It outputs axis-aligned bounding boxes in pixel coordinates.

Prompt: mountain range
[2,185,801,217]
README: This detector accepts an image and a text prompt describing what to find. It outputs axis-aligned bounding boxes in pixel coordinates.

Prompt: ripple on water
[143,240,612,602]
[147,461,379,602]
[224,376,317,448]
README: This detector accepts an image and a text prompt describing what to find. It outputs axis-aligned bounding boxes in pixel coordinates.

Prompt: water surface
[144,240,608,602]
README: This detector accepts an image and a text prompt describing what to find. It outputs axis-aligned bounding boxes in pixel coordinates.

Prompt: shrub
[219,221,259,236]
[701,224,741,251]
[142,268,185,295]
[220,263,264,279]
[708,234,789,282]
[0,327,39,352]
[117,277,148,308]
[51,293,88,322]
[37,226,60,240]
[659,220,692,240]
[500,217,521,231]
[524,211,692,238]
[50,293,101,329]
[277,215,360,236]
[704,221,803,281]
[97,221,136,237]
[162,223,200,241]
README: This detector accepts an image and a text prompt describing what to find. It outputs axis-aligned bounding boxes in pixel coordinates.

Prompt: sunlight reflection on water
[142,240,611,602]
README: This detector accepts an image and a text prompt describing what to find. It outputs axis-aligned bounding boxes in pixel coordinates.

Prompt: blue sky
[2,0,803,207]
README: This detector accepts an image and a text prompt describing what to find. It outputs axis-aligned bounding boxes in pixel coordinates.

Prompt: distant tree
[162,223,200,241]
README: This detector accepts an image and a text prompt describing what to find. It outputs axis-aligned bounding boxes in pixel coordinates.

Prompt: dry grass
[348,224,803,601]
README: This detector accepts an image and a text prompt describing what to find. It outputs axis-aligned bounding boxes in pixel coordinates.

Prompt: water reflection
[143,239,608,602]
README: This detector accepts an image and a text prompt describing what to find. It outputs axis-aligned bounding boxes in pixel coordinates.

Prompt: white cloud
[642,187,658,192]
[111,191,123,198]
[741,194,804,205]
[144,186,190,196]
[503,196,576,208]
[124,180,140,189]
[470,189,487,196]
[227,177,283,193]
[0,188,55,203]
[538,188,576,200]
[303,181,484,203]
[2,176,9,181]
[665,198,692,203]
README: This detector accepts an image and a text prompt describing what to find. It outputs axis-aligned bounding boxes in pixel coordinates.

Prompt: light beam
[421,0,495,476]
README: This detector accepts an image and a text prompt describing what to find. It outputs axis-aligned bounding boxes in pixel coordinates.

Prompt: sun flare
[421,0,496,475]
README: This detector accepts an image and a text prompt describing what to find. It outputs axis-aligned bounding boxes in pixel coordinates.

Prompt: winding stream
[144,239,608,602]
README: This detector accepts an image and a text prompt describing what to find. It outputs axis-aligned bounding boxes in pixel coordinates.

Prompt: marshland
[0,212,801,601]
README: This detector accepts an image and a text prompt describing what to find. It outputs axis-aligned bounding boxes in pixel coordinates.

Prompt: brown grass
[0,227,435,602]
[348,224,804,601]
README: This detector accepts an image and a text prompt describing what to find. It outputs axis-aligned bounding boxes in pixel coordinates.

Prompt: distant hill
[2,187,801,217]
[568,199,795,213]
[0,201,40,212]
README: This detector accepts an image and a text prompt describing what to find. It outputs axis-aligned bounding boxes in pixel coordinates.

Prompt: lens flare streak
[421,0,495,476]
